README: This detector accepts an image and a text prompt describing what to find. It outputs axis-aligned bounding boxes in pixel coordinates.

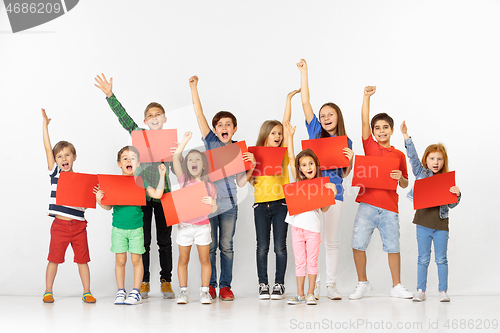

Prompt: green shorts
[111,227,145,254]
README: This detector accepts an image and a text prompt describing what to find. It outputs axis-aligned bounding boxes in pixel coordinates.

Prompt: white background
[0,0,498,297]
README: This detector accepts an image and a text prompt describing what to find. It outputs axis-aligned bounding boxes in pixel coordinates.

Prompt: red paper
[161,182,212,226]
[351,155,399,190]
[413,171,458,210]
[56,172,99,209]
[301,136,350,170]
[283,177,336,216]
[131,129,177,163]
[248,146,287,176]
[206,141,253,182]
[97,175,147,206]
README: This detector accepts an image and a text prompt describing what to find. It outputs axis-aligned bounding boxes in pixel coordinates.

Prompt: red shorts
[47,218,90,264]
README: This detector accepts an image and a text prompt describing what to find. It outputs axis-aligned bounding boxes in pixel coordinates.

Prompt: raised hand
[41,108,51,127]
[183,131,193,142]
[400,121,408,135]
[297,59,308,73]
[94,73,113,98]
[189,75,199,88]
[287,88,301,100]
[283,120,296,137]
[158,164,167,176]
[364,86,376,97]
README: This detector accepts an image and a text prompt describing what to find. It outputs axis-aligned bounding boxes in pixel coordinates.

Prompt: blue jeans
[253,199,288,285]
[416,225,449,292]
[209,200,238,289]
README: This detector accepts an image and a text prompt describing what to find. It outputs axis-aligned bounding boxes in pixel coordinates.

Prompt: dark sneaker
[259,283,270,300]
[271,283,285,300]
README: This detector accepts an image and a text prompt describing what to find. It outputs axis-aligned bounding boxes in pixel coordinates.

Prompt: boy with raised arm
[94,74,175,299]
[349,86,413,300]
[188,75,255,301]
[41,109,96,304]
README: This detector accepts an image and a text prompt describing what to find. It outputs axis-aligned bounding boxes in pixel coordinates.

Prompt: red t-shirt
[355,135,408,213]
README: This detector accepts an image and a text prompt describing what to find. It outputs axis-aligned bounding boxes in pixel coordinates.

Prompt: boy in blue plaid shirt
[95,74,176,299]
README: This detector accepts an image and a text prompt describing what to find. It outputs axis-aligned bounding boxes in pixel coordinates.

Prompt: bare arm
[41,108,55,171]
[93,186,112,210]
[362,86,376,140]
[189,76,211,138]
[297,59,315,124]
[172,132,193,180]
[284,120,297,180]
[146,164,167,199]
[236,152,256,187]
[283,88,300,144]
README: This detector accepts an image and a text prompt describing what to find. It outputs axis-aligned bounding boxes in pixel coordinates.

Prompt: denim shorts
[351,203,400,253]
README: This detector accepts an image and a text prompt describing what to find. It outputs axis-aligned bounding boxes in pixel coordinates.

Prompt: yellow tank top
[253,153,290,203]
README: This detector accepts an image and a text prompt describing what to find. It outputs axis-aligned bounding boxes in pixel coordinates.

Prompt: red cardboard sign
[283,177,336,216]
[56,172,99,209]
[161,181,212,226]
[131,129,177,163]
[97,174,147,206]
[248,146,287,176]
[301,136,350,170]
[205,141,253,182]
[413,171,458,210]
[351,155,399,190]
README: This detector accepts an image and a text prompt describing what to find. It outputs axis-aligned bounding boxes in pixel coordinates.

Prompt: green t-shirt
[111,179,151,229]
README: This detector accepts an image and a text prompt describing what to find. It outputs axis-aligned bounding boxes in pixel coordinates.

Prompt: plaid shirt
[106,94,172,202]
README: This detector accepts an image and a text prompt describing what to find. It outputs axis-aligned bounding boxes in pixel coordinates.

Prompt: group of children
[41,59,461,306]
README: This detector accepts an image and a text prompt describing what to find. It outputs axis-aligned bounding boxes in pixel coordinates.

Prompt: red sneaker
[219,287,234,301]
[209,285,217,300]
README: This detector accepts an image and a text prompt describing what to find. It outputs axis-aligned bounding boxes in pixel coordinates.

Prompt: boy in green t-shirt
[94,146,166,305]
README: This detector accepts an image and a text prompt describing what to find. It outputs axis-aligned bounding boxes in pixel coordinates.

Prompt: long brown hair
[421,143,449,174]
[256,120,283,147]
[181,149,216,195]
[318,103,348,139]
[295,149,322,181]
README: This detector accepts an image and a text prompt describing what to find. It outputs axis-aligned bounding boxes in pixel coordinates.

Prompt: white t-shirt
[285,209,321,233]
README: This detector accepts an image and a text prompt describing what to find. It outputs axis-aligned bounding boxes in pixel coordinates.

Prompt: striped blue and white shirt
[48,164,86,221]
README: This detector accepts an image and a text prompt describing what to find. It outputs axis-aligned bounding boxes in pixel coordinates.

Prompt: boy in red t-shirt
[349,86,413,300]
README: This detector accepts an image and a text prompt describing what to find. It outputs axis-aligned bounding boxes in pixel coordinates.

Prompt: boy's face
[55,147,76,172]
[144,107,167,130]
[117,150,140,176]
[372,120,393,145]
[213,117,237,144]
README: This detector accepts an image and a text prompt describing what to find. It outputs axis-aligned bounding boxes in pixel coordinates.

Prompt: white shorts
[176,223,211,247]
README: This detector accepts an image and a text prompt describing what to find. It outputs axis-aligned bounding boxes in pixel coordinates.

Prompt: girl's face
[265,125,283,147]
[319,105,338,135]
[426,151,444,174]
[299,155,317,179]
[186,152,204,178]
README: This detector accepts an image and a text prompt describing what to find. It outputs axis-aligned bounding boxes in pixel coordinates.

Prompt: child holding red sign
[401,121,461,302]
[284,121,337,305]
[172,131,218,305]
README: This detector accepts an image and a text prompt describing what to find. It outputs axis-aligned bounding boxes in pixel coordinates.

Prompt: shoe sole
[163,293,175,299]
[220,297,234,301]
[391,294,413,299]
[259,295,271,300]
[307,302,317,305]
[413,298,425,302]
[271,295,284,300]
[328,296,342,300]
[140,293,149,299]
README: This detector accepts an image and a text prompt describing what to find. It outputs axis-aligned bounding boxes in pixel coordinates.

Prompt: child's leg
[352,249,368,281]
[115,253,127,290]
[296,276,306,297]
[433,229,449,292]
[77,263,91,293]
[178,245,192,287]
[416,225,433,291]
[291,226,306,296]
[45,262,59,293]
[130,253,144,290]
[304,230,321,296]
[197,244,211,287]
[387,253,401,287]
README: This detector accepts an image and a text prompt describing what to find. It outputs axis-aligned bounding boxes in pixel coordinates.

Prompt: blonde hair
[421,143,449,174]
[256,120,283,147]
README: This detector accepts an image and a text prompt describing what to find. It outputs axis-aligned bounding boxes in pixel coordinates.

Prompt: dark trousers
[141,200,173,283]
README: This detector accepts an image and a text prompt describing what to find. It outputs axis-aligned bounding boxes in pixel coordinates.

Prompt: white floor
[3,294,499,333]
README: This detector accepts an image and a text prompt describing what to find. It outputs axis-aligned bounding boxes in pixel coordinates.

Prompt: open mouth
[324,121,333,126]
[191,165,198,172]
[126,165,132,171]
[62,163,69,168]
[222,132,229,139]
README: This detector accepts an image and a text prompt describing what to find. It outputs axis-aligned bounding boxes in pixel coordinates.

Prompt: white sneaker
[306,294,317,305]
[439,291,450,302]
[114,289,127,305]
[327,284,342,300]
[349,281,372,300]
[413,289,426,302]
[177,287,189,304]
[124,290,142,305]
[200,287,212,304]
[391,283,413,299]
[314,281,320,300]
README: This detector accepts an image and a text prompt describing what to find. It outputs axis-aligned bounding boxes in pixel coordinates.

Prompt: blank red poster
[248,146,287,176]
[301,136,350,170]
[206,141,253,182]
[161,182,212,227]
[351,155,399,190]
[131,129,177,163]
[413,171,458,210]
[283,177,336,216]
[97,175,147,206]
[56,172,98,209]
